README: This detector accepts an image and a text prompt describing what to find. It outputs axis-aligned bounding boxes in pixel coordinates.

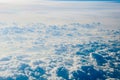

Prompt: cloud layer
[0,1,120,80]
[0,22,120,80]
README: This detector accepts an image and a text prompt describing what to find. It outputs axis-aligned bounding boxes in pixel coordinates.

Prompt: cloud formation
[0,22,120,79]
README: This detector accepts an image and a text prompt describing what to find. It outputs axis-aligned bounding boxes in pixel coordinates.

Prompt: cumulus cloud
[0,22,120,79]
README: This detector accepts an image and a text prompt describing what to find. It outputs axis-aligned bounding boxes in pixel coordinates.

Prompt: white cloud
[0,22,119,79]
[0,1,120,79]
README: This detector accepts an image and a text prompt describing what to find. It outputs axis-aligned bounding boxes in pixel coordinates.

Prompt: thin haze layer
[0,1,120,25]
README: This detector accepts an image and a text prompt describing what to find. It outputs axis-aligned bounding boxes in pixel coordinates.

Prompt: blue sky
[54,0,120,1]
[55,0,120,2]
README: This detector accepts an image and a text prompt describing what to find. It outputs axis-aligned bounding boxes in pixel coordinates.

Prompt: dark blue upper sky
[54,0,120,1]
[55,0,120,2]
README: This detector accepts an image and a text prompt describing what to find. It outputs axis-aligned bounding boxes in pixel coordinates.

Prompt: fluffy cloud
[0,22,120,79]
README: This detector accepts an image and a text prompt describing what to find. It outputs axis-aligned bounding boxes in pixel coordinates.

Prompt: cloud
[0,22,120,79]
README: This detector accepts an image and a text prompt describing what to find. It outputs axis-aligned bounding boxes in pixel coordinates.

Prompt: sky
[0,0,120,3]
[55,0,120,1]
[56,0,120,1]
